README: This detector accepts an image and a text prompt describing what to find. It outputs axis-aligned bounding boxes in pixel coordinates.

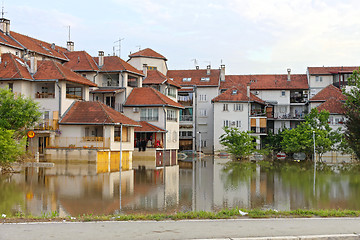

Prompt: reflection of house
[223,71,309,134]
[123,87,184,167]
[46,101,140,168]
[212,86,267,151]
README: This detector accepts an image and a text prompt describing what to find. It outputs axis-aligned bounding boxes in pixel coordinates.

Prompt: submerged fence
[47,137,111,149]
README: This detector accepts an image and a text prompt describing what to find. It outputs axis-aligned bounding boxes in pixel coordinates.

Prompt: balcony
[34,119,59,130]
[251,127,267,134]
[140,117,159,121]
[250,109,266,117]
[47,137,110,149]
[272,113,305,120]
[180,115,193,122]
[35,92,55,99]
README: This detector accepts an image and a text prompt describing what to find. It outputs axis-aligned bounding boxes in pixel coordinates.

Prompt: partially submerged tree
[0,88,41,167]
[281,109,342,161]
[219,127,257,160]
[343,68,360,160]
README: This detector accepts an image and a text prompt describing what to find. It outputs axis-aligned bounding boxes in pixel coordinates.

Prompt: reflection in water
[2,157,360,216]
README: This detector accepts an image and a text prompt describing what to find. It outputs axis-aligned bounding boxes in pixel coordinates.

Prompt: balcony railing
[35,92,55,98]
[250,109,266,117]
[272,113,305,119]
[251,127,267,134]
[66,94,82,100]
[47,137,110,149]
[140,117,159,121]
[166,117,178,122]
[180,115,193,121]
[34,119,59,130]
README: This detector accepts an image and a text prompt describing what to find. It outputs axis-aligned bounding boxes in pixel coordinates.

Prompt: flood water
[1,156,360,217]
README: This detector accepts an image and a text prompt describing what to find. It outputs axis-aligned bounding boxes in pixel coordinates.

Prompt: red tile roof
[0,53,32,80]
[143,70,181,88]
[310,84,347,102]
[93,56,144,76]
[0,31,23,50]
[134,121,166,132]
[223,74,308,90]
[212,86,266,104]
[60,101,139,126]
[33,60,97,86]
[308,66,359,75]
[64,51,99,71]
[317,97,345,114]
[167,69,221,87]
[129,48,167,60]
[124,87,184,108]
[10,31,68,61]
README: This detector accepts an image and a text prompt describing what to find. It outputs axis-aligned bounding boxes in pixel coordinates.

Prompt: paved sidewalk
[1,218,360,240]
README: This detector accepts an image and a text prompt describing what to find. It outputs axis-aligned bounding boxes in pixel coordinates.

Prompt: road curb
[198,233,360,240]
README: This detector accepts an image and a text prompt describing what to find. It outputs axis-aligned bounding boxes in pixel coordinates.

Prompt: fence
[47,137,110,149]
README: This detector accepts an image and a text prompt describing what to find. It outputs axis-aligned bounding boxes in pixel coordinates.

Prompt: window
[315,76,323,82]
[199,109,207,117]
[167,109,177,121]
[140,108,159,121]
[223,120,230,127]
[234,104,243,111]
[201,140,207,148]
[114,126,129,142]
[232,89,237,95]
[281,90,286,96]
[182,77,191,82]
[236,120,241,128]
[280,106,287,113]
[82,74,87,77]
[43,111,50,120]
[167,87,176,98]
[66,86,82,99]
[223,104,229,111]
[200,77,210,81]
[199,94,207,101]
[8,83,13,92]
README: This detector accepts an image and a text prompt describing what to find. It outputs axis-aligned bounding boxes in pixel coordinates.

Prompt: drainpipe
[56,80,61,117]
[193,85,197,153]
[162,105,167,180]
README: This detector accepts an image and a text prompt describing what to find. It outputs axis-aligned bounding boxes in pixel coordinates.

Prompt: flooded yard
[1,157,360,217]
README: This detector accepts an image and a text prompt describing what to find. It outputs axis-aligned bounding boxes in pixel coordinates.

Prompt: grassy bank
[2,208,360,223]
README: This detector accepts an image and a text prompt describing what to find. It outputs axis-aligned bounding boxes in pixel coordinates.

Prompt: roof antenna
[68,25,71,42]
[136,45,141,51]
[114,37,124,58]
[1,1,7,18]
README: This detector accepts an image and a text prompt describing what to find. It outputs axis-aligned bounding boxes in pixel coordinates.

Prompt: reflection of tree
[0,177,24,215]
[220,162,255,190]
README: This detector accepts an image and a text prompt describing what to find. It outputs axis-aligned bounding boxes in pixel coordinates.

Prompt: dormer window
[201,77,210,81]
[232,89,237,95]
[183,78,191,82]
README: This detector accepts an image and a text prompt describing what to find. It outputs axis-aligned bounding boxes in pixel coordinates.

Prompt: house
[168,65,224,153]
[212,86,267,151]
[0,53,97,155]
[123,87,184,168]
[46,101,140,168]
[223,70,309,134]
[307,66,358,98]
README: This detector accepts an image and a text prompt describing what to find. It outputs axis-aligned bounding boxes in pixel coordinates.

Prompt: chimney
[67,41,74,52]
[30,54,37,75]
[206,65,211,75]
[196,66,199,70]
[143,64,148,77]
[287,68,291,81]
[220,64,225,81]
[0,18,10,35]
[98,51,104,67]
[247,83,250,98]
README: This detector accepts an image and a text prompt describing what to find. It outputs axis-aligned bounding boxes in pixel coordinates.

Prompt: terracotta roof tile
[310,84,347,101]
[10,31,68,61]
[317,97,345,114]
[60,101,139,126]
[134,121,166,132]
[308,66,359,75]
[124,87,184,108]
[222,74,308,90]
[129,48,167,60]
[0,30,23,49]
[143,70,181,88]
[33,60,97,86]
[167,69,221,87]
[94,56,144,76]
[64,51,99,71]
[0,53,32,80]
[212,86,265,104]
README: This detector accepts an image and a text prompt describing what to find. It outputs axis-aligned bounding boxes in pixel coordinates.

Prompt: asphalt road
[1,218,360,240]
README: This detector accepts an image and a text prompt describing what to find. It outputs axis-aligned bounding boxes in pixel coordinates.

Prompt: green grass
[1,208,360,223]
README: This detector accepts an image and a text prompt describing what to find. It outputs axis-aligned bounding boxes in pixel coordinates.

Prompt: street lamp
[197,131,201,157]
[313,130,316,194]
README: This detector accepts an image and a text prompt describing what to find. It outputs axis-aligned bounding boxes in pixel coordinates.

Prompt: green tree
[343,68,360,160]
[0,88,41,166]
[281,109,342,161]
[263,129,285,157]
[219,127,258,160]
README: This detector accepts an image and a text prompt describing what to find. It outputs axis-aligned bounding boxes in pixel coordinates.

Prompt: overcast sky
[5,0,360,74]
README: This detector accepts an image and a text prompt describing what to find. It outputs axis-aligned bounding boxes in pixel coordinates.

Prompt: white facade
[128,57,168,75]
[307,74,333,98]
